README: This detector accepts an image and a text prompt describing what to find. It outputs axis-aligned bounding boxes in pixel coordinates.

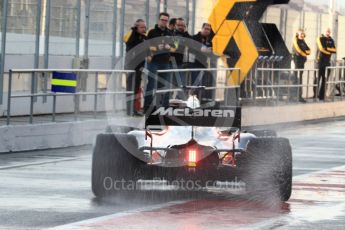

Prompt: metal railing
[254,68,319,104]
[3,66,345,126]
[6,69,135,125]
[326,66,345,101]
[156,68,242,106]
[156,67,321,105]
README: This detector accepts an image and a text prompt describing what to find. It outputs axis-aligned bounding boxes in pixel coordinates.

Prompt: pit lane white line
[50,165,345,230]
[0,157,84,170]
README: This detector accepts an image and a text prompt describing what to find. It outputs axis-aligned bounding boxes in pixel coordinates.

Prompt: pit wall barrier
[1,101,345,153]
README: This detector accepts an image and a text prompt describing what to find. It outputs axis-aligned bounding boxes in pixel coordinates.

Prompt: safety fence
[2,66,345,126]
[157,67,320,105]
[326,66,345,101]
[5,69,134,125]
[157,66,345,105]
[253,68,319,103]
[155,68,241,107]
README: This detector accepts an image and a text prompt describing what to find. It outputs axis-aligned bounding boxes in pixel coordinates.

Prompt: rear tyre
[242,138,292,202]
[91,133,144,197]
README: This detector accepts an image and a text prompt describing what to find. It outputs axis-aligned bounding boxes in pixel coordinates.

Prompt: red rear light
[188,150,197,163]
[187,149,198,167]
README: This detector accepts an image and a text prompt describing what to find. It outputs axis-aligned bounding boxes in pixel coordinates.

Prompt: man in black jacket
[190,23,213,86]
[172,18,191,67]
[171,18,191,97]
[144,12,176,112]
[316,28,337,100]
[124,19,147,116]
[292,29,311,102]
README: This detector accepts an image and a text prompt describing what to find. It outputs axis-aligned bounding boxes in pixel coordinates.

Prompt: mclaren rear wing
[145,106,241,129]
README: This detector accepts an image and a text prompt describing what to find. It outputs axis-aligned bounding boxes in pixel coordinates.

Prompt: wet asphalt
[0,120,344,229]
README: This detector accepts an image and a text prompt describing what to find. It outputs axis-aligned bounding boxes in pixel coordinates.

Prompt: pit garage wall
[1,101,345,153]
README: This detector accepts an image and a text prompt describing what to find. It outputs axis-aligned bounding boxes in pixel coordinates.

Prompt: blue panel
[52,72,77,81]
[52,85,76,93]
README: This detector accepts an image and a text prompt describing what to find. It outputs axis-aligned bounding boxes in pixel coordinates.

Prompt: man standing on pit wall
[172,18,191,69]
[316,28,337,101]
[190,23,213,86]
[123,19,147,116]
[171,18,191,98]
[292,29,311,103]
[144,12,176,113]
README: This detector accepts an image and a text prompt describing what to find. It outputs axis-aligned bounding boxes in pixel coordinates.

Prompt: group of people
[124,12,339,116]
[123,12,214,116]
[292,28,337,102]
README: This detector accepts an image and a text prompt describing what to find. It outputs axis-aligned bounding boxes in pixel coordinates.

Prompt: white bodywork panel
[129,127,255,151]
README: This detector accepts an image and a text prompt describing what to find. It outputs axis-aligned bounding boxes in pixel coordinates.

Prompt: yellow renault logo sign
[209,0,259,85]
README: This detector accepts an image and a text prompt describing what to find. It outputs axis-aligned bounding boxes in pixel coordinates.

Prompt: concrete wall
[1,101,345,153]
[243,101,345,126]
[0,120,107,153]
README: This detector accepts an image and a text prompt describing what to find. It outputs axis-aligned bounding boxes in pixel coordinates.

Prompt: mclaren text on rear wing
[145,107,241,128]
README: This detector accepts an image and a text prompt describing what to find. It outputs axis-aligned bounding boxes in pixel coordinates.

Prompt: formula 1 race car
[92,89,292,201]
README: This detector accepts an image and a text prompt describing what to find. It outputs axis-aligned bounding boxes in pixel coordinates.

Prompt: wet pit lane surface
[0,120,345,229]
